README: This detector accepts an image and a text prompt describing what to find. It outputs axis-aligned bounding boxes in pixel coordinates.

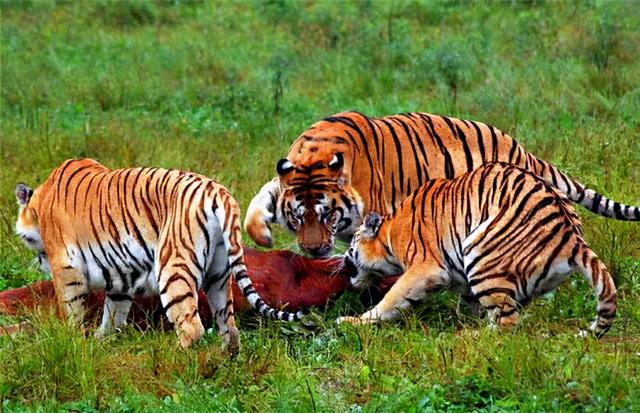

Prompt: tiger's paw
[94,322,126,340]
[244,179,280,248]
[94,325,115,340]
[588,319,611,339]
[223,327,240,358]
[94,327,108,340]
[243,208,273,248]
[245,219,273,248]
[177,319,205,348]
[576,321,612,340]
[336,316,359,325]
[497,312,519,329]
[336,316,378,325]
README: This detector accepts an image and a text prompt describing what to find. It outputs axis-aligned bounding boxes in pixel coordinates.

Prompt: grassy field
[1,1,639,411]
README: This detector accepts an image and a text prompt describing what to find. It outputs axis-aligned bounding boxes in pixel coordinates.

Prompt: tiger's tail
[217,191,305,322]
[234,268,306,322]
[524,153,640,221]
[572,242,617,336]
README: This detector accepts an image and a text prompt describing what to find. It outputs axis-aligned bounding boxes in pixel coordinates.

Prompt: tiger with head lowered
[338,163,616,335]
[245,112,639,256]
[15,159,304,351]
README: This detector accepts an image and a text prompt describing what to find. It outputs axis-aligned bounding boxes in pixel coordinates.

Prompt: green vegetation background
[1,0,639,411]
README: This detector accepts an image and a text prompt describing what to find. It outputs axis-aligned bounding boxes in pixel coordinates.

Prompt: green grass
[1,0,639,411]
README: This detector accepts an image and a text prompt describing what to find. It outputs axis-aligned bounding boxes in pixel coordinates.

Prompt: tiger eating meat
[245,111,639,257]
[14,158,304,351]
[337,163,617,336]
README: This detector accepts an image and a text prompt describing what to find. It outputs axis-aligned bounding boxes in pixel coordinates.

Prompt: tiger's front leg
[51,260,89,327]
[244,178,281,248]
[95,293,133,338]
[337,264,449,325]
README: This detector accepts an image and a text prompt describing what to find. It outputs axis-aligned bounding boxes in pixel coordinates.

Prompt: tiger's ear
[362,212,382,239]
[276,159,295,176]
[15,183,33,207]
[328,152,344,171]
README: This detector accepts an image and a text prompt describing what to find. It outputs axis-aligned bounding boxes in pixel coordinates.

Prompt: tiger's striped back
[318,112,638,219]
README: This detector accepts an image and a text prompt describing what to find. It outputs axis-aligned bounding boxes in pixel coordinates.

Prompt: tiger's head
[343,212,404,289]
[15,183,49,273]
[275,148,364,257]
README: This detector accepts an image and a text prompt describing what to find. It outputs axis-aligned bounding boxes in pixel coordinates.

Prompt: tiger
[244,111,639,257]
[336,162,617,336]
[14,158,304,351]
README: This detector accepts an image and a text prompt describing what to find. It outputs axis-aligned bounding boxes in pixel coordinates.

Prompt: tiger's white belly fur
[64,236,159,298]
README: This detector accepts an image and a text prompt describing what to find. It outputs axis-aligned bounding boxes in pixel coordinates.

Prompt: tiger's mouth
[342,255,358,276]
[36,252,50,274]
[299,242,333,258]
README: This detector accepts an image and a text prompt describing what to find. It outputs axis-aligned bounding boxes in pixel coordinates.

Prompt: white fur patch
[462,215,497,253]
[16,222,45,253]
[244,178,281,240]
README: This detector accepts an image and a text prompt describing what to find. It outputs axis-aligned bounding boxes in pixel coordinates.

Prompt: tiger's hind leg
[203,263,239,356]
[468,272,520,329]
[157,239,205,348]
[573,244,617,336]
[463,227,520,329]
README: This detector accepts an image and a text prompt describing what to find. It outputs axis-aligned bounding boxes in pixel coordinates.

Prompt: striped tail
[525,154,640,221]
[234,267,306,321]
[572,243,617,336]
[216,190,305,322]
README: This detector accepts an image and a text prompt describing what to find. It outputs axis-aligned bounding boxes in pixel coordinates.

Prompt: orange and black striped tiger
[14,158,304,351]
[337,163,616,335]
[245,111,639,256]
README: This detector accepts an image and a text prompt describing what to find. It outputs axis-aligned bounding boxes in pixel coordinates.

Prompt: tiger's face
[15,183,49,273]
[276,150,364,257]
[344,212,404,289]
